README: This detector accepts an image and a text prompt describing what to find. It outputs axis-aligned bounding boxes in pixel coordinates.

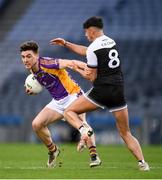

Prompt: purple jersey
[33,57,81,100]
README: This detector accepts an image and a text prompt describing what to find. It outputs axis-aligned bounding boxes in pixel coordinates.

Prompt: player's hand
[25,86,36,95]
[50,38,66,46]
[85,66,91,75]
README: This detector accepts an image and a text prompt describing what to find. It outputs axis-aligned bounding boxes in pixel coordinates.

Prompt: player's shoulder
[39,56,59,66]
[88,35,116,52]
[39,56,57,63]
[39,56,60,70]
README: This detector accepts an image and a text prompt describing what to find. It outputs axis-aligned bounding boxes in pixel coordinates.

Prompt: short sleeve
[86,49,98,68]
[40,57,59,69]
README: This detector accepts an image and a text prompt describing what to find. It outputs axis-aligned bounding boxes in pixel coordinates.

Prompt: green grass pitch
[0,143,161,179]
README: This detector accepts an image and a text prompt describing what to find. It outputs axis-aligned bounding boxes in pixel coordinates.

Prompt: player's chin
[25,66,32,70]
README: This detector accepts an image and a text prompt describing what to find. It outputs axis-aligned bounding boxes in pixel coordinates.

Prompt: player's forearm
[59,59,74,69]
[64,41,87,56]
[73,60,87,70]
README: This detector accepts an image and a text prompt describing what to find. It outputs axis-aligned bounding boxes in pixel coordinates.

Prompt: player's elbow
[79,48,87,56]
[80,51,86,56]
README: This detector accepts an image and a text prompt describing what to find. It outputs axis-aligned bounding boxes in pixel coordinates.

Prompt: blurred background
[0,0,162,145]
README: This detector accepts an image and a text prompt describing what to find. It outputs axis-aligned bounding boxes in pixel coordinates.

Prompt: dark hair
[20,41,39,53]
[83,16,103,29]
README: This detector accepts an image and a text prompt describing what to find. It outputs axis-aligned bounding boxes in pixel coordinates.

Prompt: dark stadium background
[0,0,162,145]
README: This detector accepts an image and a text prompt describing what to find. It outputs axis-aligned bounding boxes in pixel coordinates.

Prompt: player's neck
[31,61,39,73]
[93,31,104,41]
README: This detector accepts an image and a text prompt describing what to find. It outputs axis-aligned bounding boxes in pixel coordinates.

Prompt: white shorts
[46,93,79,114]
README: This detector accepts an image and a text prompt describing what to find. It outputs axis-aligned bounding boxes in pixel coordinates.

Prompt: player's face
[85,27,95,42]
[21,50,38,70]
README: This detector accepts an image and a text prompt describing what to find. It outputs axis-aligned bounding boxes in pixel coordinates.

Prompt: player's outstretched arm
[58,59,77,69]
[50,38,87,56]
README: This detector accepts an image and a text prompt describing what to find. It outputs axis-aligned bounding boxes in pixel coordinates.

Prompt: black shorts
[86,84,127,112]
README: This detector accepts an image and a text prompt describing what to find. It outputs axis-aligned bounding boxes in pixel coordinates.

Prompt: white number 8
[108,49,120,68]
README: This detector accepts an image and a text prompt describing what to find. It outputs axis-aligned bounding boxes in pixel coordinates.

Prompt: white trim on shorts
[109,104,128,112]
[85,88,127,112]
